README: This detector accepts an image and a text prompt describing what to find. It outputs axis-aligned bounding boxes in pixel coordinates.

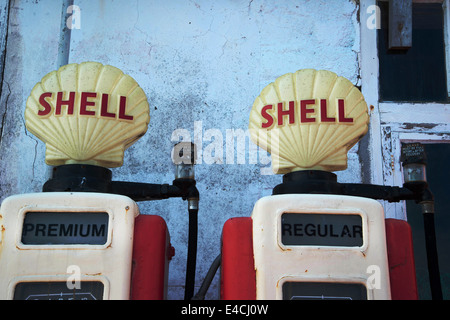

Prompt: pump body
[221,194,418,300]
[0,192,172,300]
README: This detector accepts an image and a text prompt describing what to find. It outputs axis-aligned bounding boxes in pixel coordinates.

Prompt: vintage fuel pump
[220,69,441,300]
[0,62,199,300]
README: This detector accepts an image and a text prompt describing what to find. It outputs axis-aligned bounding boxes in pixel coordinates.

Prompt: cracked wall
[0,0,362,299]
[0,0,61,199]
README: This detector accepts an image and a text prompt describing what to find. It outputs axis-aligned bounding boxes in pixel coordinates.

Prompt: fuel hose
[422,204,443,300]
[184,207,198,300]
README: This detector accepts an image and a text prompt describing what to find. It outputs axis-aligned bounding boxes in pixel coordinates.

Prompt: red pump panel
[221,217,256,300]
[131,215,174,300]
[385,218,418,300]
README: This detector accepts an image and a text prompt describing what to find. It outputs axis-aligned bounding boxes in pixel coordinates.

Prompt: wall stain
[400,123,439,130]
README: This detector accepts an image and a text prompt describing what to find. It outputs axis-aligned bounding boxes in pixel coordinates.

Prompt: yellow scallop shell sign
[25,62,150,168]
[249,69,369,174]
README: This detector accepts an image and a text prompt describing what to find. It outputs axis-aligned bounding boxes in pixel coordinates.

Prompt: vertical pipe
[0,0,11,141]
[58,0,74,68]
[184,208,198,300]
[46,0,74,180]
[0,0,10,89]
[422,209,443,300]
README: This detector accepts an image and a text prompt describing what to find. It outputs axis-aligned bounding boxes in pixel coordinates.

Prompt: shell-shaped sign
[25,62,150,168]
[249,69,369,174]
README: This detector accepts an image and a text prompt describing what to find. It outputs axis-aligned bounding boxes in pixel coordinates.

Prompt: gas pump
[0,62,199,300]
[220,69,439,300]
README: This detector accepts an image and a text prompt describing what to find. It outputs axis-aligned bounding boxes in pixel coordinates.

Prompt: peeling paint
[400,123,439,130]
[381,126,394,180]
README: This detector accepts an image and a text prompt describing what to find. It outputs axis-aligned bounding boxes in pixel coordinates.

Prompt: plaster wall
[0,0,361,299]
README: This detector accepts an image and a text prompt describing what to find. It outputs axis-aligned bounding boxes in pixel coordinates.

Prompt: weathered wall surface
[0,0,361,299]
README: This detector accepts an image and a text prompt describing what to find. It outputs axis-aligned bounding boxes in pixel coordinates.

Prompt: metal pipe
[45,0,74,180]
[58,0,74,68]
[400,143,443,300]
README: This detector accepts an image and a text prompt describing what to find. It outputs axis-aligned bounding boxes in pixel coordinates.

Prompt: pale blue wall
[0,0,361,299]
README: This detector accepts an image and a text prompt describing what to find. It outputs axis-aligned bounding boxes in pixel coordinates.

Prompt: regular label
[21,212,109,245]
[281,213,363,247]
